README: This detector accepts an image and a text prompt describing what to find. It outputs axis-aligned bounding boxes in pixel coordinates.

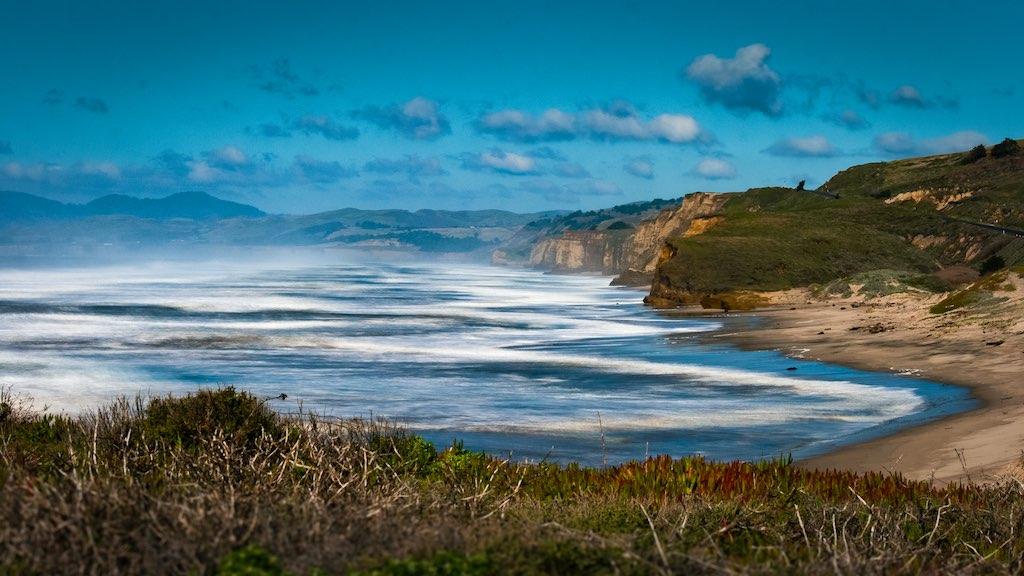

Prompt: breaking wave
[0,257,973,464]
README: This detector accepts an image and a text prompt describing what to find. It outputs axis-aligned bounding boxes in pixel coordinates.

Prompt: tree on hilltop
[991,138,1021,159]
[962,144,987,163]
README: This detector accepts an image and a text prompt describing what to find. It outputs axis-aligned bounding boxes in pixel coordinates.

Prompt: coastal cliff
[647,143,1024,307]
[510,141,1024,309]
[526,192,728,284]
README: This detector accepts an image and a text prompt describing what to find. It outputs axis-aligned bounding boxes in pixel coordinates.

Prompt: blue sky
[0,0,1020,214]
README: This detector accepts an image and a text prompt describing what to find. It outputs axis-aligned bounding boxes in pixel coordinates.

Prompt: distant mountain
[83,192,265,219]
[0,191,76,220]
[0,190,568,256]
[294,207,564,230]
[0,191,265,221]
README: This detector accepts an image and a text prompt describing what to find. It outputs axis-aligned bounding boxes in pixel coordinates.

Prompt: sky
[0,0,1021,214]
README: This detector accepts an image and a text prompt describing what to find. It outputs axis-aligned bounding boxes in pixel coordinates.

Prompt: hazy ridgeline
[0,387,1022,575]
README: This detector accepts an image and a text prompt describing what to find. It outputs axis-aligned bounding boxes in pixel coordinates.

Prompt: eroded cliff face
[528,230,631,273]
[622,192,728,277]
[527,192,728,284]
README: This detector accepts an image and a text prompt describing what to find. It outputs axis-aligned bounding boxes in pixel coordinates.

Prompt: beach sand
[711,281,1024,484]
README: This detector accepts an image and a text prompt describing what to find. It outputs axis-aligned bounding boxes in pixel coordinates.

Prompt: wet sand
[712,287,1024,484]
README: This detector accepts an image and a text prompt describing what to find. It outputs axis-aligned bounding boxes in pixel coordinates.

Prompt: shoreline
[702,293,1024,484]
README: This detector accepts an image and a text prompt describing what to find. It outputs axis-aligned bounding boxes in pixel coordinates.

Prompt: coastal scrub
[0,388,1022,574]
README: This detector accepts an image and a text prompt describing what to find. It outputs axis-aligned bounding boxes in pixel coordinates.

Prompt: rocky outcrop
[527,192,728,284]
[884,188,975,211]
[620,193,727,279]
[528,230,633,273]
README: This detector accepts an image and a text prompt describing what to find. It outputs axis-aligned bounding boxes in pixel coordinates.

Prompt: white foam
[0,257,929,445]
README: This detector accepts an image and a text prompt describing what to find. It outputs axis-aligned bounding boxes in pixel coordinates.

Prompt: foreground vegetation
[1,388,1022,575]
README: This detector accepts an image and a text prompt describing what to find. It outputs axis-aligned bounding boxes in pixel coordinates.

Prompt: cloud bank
[476,102,704,144]
[764,136,839,157]
[354,97,450,140]
[873,130,987,156]
[692,158,737,180]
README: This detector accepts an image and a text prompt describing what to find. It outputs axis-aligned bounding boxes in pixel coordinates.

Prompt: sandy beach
[711,281,1024,484]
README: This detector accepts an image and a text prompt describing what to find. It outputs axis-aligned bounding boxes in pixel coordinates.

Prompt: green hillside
[648,141,1024,305]
[823,139,1024,224]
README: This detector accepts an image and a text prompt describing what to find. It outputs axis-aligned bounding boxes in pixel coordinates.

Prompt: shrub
[369,432,438,476]
[433,441,489,479]
[605,220,633,230]
[354,551,491,576]
[217,546,290,576]
[141,387,283,449]
[0,413,75,474]
[904,273,952,293]
[991,138,1021,159]
[978,255,1006,276]
[962,144,987,163]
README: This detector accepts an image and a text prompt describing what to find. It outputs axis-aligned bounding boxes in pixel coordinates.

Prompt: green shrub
[929,288,983,314]
[978,255,1006,276]
[926,272,1013,314]
[369,432,438,476]
[991,138,1021,158]
[217,546,290,576]
[811,270,949,299]
[485,539,637,575]
[962,144,987,164]
[354,551,491,576]
[0,413,75,474]
[434,441,489,478]
[141,387,283,449]
[904,273,952,293]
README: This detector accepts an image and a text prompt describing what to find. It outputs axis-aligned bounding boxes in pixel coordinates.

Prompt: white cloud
[551,161,590,178]
[364,155,446,180]
[3,161,55,181]
[828,109,869,130]
[2,161,122,183]
[764,135,839,157]
[187,161,220,183]
[462,150,538,175]
[692,158,736,180]
[292,155,358,183]
[477,109,576,141]
[623,157,655,179]
[354,97,451,140]
[890,85,926,107]
[873,130,987,156]
[685,43,782,116]
[207,145,249,168]
[477,104,704,144]
[79,161,122,180]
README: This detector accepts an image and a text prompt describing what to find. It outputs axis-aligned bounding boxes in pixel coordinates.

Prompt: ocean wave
[314,338,922,417]
[0,258,960,462]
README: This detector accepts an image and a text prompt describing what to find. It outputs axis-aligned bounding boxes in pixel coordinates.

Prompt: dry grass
[1,387,1022,575]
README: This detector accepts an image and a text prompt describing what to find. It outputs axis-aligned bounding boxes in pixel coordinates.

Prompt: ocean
[0,251,974,465]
